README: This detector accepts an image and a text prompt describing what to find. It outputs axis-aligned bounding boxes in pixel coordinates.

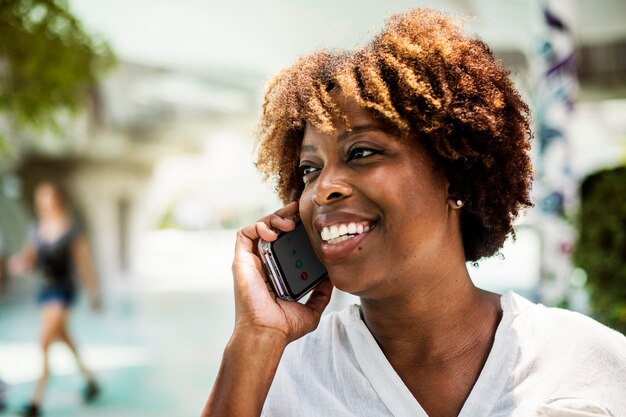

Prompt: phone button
[300,271,308,281]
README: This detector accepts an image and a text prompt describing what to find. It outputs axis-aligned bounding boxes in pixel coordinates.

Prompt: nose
[312,166,352,206]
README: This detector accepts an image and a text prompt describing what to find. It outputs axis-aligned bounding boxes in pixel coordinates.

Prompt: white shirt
[262,292,626,417]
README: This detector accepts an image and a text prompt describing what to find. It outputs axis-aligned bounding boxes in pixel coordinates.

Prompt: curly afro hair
[256,8,534,262]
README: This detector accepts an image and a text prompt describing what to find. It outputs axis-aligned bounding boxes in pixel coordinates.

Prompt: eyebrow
[337,124,382,142]
[300,124,383,154]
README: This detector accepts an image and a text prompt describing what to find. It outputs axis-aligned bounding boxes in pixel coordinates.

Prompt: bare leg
[58,320,95,382]
[57,309,100,403]
[31,303,65,406]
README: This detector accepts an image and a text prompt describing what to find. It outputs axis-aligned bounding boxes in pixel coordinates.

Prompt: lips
[313,211,377,261]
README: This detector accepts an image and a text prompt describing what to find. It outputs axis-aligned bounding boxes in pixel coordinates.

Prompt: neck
[359,265,501,366]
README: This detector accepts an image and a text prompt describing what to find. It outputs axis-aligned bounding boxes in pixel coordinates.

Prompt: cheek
[298,188,314,221]
[378,170,445,246]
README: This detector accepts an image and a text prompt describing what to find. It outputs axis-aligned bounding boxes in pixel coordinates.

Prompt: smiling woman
[296,97,458,298]
[202,8,626,417]
[256,9,533,263]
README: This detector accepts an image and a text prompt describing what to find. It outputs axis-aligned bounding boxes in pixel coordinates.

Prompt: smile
[320,221,374,245]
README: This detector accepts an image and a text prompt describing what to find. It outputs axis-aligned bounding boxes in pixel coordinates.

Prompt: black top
[32,223,80,291]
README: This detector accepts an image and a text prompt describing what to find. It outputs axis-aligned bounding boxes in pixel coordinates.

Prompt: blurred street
[0,232,238,417]
[0,288,234,417]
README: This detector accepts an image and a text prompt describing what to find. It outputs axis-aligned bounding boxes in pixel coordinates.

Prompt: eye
[347,147,379,161]
[298,164,318,178]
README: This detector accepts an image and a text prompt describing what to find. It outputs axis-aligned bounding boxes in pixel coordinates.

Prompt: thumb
[304,279,334,318]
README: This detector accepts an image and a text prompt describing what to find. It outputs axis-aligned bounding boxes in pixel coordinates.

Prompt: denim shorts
[37,286,77,307]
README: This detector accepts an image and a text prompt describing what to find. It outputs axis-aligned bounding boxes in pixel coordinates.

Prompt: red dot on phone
[300,271,308,281]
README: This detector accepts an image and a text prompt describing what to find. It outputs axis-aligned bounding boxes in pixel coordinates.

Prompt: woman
[9,182,101,417]
[203,9,626,417]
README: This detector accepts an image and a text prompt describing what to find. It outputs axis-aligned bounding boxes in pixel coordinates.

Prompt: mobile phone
[258,220,328,301]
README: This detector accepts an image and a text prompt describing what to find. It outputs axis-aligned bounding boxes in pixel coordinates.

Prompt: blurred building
[1,60,275,290]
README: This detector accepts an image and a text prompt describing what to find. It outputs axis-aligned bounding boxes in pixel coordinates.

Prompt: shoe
[83,381,100,403]
[19,403,40,417]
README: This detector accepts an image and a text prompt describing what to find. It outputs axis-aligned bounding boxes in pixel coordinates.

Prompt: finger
[232,222,283,302]
[236,221,277,255]
[267,213,296,233]
[251,252,264,276]
[274,201,299,219]
[304,279,334,317]
[253,221,278,242]
[235,202,299,253]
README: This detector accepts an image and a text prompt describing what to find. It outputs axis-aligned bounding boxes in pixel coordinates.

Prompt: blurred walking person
[9,182,101,417]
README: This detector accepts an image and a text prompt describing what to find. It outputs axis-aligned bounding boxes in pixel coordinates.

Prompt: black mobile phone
[258,220,328,301]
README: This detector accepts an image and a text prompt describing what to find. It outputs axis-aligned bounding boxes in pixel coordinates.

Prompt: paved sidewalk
[0,287,234,417]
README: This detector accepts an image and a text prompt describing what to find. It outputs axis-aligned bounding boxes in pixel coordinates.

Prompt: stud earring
[455,199,463,208]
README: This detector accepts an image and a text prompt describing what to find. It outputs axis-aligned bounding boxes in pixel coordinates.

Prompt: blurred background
[0,0,625,416]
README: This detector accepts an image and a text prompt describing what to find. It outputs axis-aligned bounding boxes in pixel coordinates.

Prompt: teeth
[320,221,373,244]
[327,235,352,244]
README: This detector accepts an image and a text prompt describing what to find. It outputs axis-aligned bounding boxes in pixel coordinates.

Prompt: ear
[449,197,464,209]
[447,184,468,209]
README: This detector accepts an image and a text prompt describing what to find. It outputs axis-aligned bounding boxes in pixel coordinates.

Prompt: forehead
[299,92,436,170]
[302,93,388,144]
[35,184,62,199]
[330,92,375,124]
[36,184,54,195]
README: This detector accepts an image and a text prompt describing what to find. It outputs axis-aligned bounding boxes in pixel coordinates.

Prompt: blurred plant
[574,166,626,334]
[0,0,114,157]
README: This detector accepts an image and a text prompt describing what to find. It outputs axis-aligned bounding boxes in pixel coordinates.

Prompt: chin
[327,264,373,296]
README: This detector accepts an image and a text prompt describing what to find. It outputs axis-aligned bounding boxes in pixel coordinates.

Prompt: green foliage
[0,0,114,149]
[574,166,626,334]
[0,132,11,156]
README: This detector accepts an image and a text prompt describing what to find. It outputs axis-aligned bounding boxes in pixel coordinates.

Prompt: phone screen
[272,222,327,299]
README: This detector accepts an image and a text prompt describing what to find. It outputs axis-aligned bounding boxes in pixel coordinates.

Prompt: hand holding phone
[203,204,333,417]
[258,220,328,301]
[230,202,333,344]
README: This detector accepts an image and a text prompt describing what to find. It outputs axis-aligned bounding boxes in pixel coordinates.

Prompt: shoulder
[505,291,626,356]
[502,292,626,414]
